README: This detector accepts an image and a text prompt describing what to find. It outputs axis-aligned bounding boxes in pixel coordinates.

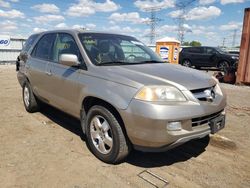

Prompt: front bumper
[119,93,226,151]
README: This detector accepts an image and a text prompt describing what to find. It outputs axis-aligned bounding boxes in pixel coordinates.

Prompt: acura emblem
[204,88,216,102]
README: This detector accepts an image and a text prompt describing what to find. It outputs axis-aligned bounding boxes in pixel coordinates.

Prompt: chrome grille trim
[191,85,216,102]
[192,110,223,127]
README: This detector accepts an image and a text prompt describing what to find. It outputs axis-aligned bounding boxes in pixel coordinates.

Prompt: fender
[78,79,139,112]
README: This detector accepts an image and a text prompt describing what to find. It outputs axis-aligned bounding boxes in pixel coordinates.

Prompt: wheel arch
[182,58,192,65]
[217,59,229,67]
[81,96,130,143]
[18,72,30,87]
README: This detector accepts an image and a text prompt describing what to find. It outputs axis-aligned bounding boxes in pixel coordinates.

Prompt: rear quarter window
[22,34,39,53]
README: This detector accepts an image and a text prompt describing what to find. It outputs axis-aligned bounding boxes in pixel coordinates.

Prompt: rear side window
[22,34,39,52]
[32,33,56,61]
[189,47,203,53]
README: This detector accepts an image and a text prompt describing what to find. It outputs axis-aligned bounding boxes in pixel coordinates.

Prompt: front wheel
[85,105,130,164]
[218,61,229,71]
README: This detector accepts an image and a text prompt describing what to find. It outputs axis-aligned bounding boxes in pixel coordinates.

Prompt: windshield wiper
[97,60,165,66]
[137,60,165,64]
[96,61,129,66]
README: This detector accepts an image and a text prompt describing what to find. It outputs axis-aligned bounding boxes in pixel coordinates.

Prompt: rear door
[49,33,85,117]
[188,47,205,66]
[28,33,56,102]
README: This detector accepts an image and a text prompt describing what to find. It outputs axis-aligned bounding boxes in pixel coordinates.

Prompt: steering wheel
[126,54,136,62]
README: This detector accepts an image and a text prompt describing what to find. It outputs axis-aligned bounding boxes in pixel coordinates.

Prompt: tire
[195,66,201,70]
[22,81,40,113]
[85,105,130,164]
[218,61,229,71]
[182,59,192,67]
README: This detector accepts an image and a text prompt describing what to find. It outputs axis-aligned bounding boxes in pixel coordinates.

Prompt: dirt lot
[0,65,250,188]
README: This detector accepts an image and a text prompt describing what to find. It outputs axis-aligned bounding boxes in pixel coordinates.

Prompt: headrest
[98,41,110,53]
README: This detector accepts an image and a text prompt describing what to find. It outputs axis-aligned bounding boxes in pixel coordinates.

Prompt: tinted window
[182,48,190,53]
[32,34,56,61]
[52,33,81,63]
[206,47,216,54]
[189,47,203,53]
[22,34,39,52]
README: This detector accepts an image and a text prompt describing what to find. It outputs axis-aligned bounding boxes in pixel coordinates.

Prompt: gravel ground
[0,65,250,188]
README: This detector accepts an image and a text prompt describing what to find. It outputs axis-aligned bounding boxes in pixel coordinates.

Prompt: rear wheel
[85,105,130,164]
[182,59,192,67]
[22,82,40,113]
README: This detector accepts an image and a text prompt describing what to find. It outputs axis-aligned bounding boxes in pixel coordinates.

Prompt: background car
[179,46,238,70]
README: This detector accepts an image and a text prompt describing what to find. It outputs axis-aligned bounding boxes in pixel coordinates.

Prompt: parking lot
[0,65,250,188]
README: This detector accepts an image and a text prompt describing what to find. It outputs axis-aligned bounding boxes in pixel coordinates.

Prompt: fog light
[167,121,182,131]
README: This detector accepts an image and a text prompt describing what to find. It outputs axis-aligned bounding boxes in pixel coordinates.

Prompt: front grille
[191,85,216,102]
[192,110,223,127]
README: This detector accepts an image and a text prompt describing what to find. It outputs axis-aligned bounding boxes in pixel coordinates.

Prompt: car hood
[91,63,217,91]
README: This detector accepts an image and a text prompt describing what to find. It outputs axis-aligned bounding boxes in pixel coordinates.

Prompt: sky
[0,0,249,47]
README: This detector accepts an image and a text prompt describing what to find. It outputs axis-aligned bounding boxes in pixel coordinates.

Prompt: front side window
[52,33,81,63]
[32,33,56,61]
[79,33,162,65]
[206,47,216,54]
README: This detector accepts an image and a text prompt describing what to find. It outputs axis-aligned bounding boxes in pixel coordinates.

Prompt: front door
[49,33,85,117]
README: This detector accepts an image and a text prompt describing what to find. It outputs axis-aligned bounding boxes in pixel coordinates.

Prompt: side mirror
[59,54,80,67]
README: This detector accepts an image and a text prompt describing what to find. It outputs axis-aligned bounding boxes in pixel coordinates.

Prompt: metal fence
[0,38,26,64]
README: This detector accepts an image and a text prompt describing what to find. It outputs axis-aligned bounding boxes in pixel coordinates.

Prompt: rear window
[22,34,39,53]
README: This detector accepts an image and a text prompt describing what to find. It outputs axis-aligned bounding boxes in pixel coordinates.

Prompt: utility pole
[143,6,162,45]
[176,9,186,44]
[222,37,226,48]
[232,29,237,47]
[174,0,197,44]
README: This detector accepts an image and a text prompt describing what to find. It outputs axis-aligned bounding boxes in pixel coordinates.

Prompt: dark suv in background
[179,46,239,70]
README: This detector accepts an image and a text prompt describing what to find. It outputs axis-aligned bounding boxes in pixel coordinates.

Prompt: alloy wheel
[23,86,30,107]
[182,60,191,67]
[90,115,113,154]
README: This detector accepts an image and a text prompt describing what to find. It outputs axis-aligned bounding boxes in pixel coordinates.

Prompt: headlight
[134,86,187,102]
[214,84,223,96]
[231,56,239,60]
[212,77,223,96]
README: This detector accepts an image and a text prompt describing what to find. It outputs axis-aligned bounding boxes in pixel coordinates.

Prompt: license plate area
[209,115,225,134]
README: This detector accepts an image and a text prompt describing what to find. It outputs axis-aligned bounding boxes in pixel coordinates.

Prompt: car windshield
[215,47,228,54]
[79,33,163,66]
